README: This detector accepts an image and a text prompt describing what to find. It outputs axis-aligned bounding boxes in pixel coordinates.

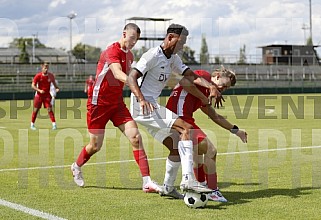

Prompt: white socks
[142,175,151,186]
[163,158,181,191]
[178,140,194,182]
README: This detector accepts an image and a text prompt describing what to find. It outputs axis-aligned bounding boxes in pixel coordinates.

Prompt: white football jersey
[134,46,189,104]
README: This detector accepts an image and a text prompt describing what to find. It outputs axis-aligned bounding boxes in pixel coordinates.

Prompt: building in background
[260,44,319,66]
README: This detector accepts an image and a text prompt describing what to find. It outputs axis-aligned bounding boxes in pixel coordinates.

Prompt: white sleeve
[135,50,155,76]
[172,55,189,75]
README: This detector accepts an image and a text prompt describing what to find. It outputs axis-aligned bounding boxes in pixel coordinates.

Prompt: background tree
[238,44,247,64]
[306,36,313,46]
[199,34,209,64]
[214,55,225,64]
[131,46,148,61]
[9,37,46,48]
[72,43,102,63]
[181,45,197,64]
[19,41,29,63]
[9,37,47,63]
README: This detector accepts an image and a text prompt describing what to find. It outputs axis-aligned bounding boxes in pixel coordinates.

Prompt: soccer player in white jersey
[127,24,221,196]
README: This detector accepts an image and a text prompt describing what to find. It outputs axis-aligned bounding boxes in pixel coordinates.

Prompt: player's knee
[205,143,217,159]
[130,133,141,148]
[88,142,101,153]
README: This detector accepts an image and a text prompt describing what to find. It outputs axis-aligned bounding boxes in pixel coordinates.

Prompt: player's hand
[140,99,155,115]
[208,84,221,106]
[39,89,45,94]
[214,96,225,109]
[236,130,248,143]
[56,88,60,93]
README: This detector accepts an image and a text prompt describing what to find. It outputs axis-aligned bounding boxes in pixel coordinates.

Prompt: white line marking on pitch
[0,145,320,173]
[0,145,320,219]
[0,199,67,220]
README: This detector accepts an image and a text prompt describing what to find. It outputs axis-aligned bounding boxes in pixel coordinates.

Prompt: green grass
[0,94,321,219]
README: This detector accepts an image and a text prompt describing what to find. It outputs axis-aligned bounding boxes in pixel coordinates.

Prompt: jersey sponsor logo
[158,73,169,82]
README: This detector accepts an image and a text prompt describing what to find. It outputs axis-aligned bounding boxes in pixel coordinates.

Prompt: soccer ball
[184,192,208,208]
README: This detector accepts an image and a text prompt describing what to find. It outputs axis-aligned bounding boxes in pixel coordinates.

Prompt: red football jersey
[33,72,55,96]
[166,70,211,121]
[91,42,134,106]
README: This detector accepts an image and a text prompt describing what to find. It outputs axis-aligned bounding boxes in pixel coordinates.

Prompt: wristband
[230,125,239,134]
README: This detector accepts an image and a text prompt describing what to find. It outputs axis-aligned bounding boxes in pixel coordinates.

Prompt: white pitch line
[0,199,67,220]
[0,145,320,173]
[219,145,321,155]
[0,157,167,172]
[0,145,320,219]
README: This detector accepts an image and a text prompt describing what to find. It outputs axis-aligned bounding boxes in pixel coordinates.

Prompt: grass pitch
[0,94,320,219]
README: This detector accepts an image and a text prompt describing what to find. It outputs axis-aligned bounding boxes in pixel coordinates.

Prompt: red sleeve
[105,44,120,65]
[33,73,40,84]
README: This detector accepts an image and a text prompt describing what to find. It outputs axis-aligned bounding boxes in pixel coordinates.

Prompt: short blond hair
[211,66,236,86]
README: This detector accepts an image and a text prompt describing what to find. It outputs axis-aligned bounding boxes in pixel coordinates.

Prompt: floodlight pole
[67,12,77,64]
[309,0,312,41]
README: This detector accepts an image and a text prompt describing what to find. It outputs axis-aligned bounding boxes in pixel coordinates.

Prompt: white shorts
[50,90,56,98]
[130,94,179,143]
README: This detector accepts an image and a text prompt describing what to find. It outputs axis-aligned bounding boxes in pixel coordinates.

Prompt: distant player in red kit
[30,62,59,130]
[84,75,94,97]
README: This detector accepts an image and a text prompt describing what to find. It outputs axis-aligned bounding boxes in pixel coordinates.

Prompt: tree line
[9,36,248,64]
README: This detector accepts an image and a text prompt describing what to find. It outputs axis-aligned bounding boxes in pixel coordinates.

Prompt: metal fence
[0,63,321,94]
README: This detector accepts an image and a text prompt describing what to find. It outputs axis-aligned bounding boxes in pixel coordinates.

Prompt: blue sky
[1,0,321,62]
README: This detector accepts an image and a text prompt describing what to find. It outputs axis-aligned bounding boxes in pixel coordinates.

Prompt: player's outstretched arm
[200,105,247,143]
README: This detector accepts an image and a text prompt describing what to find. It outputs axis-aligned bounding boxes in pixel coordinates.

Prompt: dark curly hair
[166,23,189,36]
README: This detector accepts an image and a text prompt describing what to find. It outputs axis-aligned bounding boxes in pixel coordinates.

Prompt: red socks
[133,149,150,177]
[206,172,218,190]
[48,110,56,122]
[193,164,206,182]
[31,112,37,123]
[76,146,91,167]
[194,164,218,190]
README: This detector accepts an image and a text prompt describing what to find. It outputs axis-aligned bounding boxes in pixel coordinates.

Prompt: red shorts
[183,118,207,144]
[33,94,52,108]
[87,102,133,134]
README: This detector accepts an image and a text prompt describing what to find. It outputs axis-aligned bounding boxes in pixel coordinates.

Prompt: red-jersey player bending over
[162,67,247,201]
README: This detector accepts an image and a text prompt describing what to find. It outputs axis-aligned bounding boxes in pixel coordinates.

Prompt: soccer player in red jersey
[161,67,248,201]
[30,62,59,130]
[70,23,161,193]
[84,75,94,97]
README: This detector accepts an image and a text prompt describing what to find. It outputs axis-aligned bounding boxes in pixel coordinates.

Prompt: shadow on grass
[205,182,317,210]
